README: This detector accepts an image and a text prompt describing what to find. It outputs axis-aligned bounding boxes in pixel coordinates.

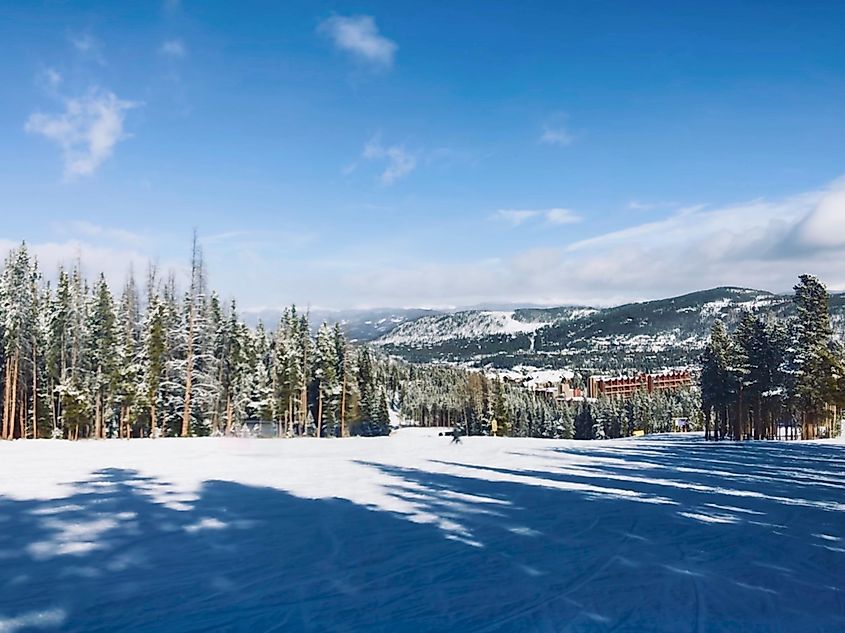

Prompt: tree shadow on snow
[0,437,842,632]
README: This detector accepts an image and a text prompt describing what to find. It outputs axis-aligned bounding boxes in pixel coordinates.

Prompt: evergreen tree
[789,275,843,439]
[87,274,119,438]
[142,289,168,438]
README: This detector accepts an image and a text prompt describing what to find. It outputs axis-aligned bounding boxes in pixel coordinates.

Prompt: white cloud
[545,208,581,225]
[539,114,574,146]
[628,200,657,211]
[540,126,573,146]
[493,210,540,226]
[790,189,845,250]
[58,221,147,246]
[627,200,678,212]
[160,38,186,58]
[333,179,845,308]
[318,15,397,69]
[25,89,140,179]
[359,136,417,185]
[68,32,105,64]
[0,238,152,290]
[11,183,845,311]
[70,32,97,52]
[493,208,581,227]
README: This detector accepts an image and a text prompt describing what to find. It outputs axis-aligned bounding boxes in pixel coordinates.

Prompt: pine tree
[789,275,843,439]
[87,274,119,438]
[142,282,168,438]
[700,320,731,440]
[315,323,340,437]
[115,272,142,438]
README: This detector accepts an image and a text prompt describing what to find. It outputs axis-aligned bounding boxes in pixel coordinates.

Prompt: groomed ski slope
[0,430,843,632]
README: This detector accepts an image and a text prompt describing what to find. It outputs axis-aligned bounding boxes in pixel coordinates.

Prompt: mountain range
[245,287,845,371]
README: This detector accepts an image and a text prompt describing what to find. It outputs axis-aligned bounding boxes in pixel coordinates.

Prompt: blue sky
[2,0,845,309]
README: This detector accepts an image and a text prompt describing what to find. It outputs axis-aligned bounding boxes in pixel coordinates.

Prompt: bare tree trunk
[225,394,233,435]
[340,355,348,438]
[94,391,102,440]
[287,396,293,437]
[32,346,37,439]
[181,313,194,437]
[317,388,323,438]
[300,348,308,437]
[10,353,20,440]
[2,357,10,439]
[181,232,200,438]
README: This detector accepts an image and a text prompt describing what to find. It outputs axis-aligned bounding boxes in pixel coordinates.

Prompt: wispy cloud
[493,208,581,227]
[628,200,657,211]
[335,179,845,308]
[159,38,187,58]
[539,113,574,146]
[37,67,62,92]
[350,135,417,185]
[545,208,581,224]
[493,209,540,226]
[68,32,105,64]
[318,15,397,69]
[790,189,845,251]
[201,229,316,250]
[70,32,97,52]
[58,221,147,246]
[25,88,140,179]
[627,200,679,212]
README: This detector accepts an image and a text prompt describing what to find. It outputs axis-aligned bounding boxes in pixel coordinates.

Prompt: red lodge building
[588,370,692,399]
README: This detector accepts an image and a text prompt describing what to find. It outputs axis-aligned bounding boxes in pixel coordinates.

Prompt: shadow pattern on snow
[0,436,842,632]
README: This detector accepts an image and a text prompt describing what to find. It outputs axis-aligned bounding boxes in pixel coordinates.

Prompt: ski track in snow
[0,431,843,632]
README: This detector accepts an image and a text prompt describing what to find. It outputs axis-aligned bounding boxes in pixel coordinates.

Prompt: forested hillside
[375,287,845,370]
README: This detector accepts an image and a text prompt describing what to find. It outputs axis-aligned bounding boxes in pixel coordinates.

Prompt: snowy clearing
[1,431,843,632]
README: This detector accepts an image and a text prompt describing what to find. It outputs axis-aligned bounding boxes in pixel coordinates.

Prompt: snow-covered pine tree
[1,245,40,439]
[314,322,340,437]
[141,268,168,438]
[115,271,142,438]
[87,274,119,439]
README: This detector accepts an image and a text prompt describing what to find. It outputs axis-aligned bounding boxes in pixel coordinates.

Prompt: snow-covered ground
[1,431,843,632]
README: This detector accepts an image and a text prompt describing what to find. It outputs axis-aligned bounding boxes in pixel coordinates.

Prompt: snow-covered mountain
[375,307,596,346]
[373,287,845,369]
[243,287,845,370]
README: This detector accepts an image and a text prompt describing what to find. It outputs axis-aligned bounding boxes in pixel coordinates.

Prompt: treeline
[700,274,845,440]
[0,241,394,440]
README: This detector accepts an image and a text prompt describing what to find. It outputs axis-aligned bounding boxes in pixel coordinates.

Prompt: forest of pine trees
[700,274,845,441]
[0,240,705,442]
[392,362,701,440]
[0,242,396,440]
